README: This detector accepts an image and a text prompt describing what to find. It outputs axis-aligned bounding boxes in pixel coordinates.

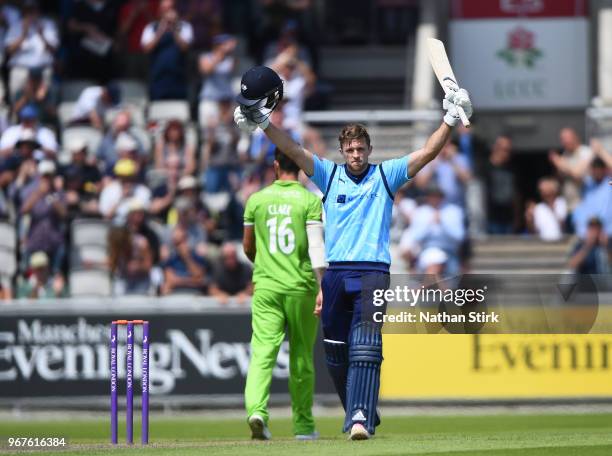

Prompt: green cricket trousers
[245,288,318,435]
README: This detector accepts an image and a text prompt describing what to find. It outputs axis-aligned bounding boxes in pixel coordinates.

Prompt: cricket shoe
[295,431,320,441]
[349,423,370,441]
[248,414,272,440]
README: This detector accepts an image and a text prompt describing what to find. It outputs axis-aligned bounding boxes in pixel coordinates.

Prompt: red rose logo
[508,27,534,50]
[497,27,542,68]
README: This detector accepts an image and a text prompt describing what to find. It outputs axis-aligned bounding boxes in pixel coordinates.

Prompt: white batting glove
[234,106,257,133]
[443,88,473,127]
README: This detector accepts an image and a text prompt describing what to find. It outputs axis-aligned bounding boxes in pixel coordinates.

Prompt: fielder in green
[243,150,326,441]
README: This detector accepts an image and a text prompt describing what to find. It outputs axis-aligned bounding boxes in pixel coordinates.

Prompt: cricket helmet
[236,66,283,123]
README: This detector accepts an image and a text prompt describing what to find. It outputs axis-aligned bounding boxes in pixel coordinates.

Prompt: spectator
[201,99,244,192]
[0,1,20,64]
[97,110,145,168]
[263,19,312,66]
[126,197,161,265]
[108,202,154,295]
[525,177,567,242]
[20,160,67,274]
[572,175,612,240]
[161,195,207,261]
[415,139,472,208]
[6,130,39,209]
[61,138,102,218]
[548,127,593,212]
[150,153,181,222]
[161,225,208,295]
[154,119,195,174]
[198,33,237,128]
[4,0,57,99]
[99,158,151,224]
[400,184,465,276]
[270,44,316,129]
[17,251,66,299]
[141,0,193,100]
[176,0,221,50]
[12,67,57,125]
[69,82,122,130]
[167,174,215,232]
[583,153,610,198]
[209,243,252,304]
[0,104,57,159]
[568,218,609,274]
[66,0,120,81]
[485,135,518,234]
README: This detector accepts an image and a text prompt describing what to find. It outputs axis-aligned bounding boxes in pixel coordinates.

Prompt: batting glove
[443,88,473,127]
[233,106,270,132]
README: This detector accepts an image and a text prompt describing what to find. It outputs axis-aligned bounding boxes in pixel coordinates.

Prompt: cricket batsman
[242,148,326,440]
[235,66,473,440]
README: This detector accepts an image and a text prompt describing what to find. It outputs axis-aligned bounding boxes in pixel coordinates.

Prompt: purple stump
[126,322,134,444]
[141,322,150,444]
[110,322,118,444]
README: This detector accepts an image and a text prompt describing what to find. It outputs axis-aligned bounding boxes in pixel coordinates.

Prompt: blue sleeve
[310,155,336,193]
[381,156,410,193]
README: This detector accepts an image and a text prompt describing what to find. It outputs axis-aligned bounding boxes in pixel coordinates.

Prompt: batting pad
[343,322,383,434]
[323,339,349,412]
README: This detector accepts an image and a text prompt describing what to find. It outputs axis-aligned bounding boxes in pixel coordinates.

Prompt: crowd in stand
[394,126,611,277]
[0,1,608,301]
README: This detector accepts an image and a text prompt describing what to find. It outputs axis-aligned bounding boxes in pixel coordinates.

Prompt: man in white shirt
[0,103,57,159]
[4,0,58,98]
[527,177,567,242]
[70,82,121,129]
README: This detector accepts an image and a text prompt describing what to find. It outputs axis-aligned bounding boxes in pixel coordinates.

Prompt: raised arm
[263,123,315,175]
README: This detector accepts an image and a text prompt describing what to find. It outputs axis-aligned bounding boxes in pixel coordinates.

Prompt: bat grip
[457,106,471,128]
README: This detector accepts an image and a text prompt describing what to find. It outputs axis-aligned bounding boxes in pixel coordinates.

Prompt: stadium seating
[61,126,103,156]
[60,79,96,102]
[147,100,190,123]
[69,269,112,297]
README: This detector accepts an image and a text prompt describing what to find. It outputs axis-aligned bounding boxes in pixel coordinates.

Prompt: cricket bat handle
[457,106,470,128]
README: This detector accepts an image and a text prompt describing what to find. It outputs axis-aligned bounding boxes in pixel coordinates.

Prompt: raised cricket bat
[426,38,470,127]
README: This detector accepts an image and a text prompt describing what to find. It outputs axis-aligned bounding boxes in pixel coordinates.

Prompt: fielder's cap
[15,128,40,148]
[67,137,88,153]
[37,160,56,175]
[114,158,137,177]
[236,66,282,107]
[19,104,39,120]
[115,132,138,152]
[177,175,198,191]
[30,250,48,268]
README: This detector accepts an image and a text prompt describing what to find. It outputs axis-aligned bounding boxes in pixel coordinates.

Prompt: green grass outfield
[1,412,611,455]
